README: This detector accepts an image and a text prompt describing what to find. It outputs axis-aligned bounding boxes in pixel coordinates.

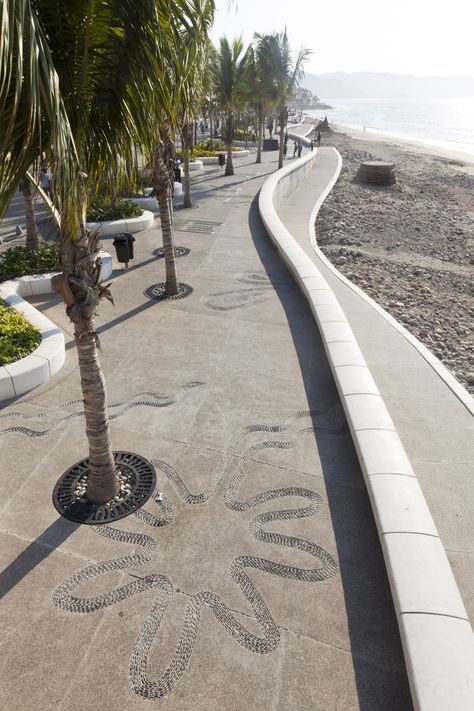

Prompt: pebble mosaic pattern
[53,405,344,699]
[0,381,204,437]
[201,271,288,311]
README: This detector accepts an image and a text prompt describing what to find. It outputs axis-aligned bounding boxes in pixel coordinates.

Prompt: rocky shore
[315,129,474,394]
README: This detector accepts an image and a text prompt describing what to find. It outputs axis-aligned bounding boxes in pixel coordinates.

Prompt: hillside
[302,72,474,99]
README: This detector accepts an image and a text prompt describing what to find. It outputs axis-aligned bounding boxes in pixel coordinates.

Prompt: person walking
[40,167,53,199]
[293,139,298,157]
[297,139,302,158]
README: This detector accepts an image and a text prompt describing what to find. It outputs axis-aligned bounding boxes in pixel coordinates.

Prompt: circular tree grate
[143,282,193,301]
[153,246,190,259]
[53,452,156,524]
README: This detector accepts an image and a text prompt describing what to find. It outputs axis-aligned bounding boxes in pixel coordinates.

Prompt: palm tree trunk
[157,188,178,294]
[256,104,263,164]
[225,111,234,177]
[19,176,40,250]
[53,227,119,505]
[75,325,118,504]
[183,123,192,209]
[152,133,179,296]
[277,107,287,170]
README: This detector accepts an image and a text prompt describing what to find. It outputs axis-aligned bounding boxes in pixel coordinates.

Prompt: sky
[211,0,474,78]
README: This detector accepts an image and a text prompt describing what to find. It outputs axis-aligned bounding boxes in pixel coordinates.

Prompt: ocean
[307,97,474,159]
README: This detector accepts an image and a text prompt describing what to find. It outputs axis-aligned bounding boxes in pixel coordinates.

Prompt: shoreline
[331,121,474,167]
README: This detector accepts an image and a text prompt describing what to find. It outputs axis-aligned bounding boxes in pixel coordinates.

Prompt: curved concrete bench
[0,252,112,401]
[259,151,474,711]
[129,183,183,210]
[186,160,203,172]
[284,123,314,148]
[86,209,154,237]
[198,150,250,166]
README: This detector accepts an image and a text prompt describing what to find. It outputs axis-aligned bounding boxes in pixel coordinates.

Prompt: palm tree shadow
[247,194,413,711]
[0,517,79,601]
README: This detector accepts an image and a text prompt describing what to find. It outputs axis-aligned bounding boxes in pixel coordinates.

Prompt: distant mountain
[302,72,474,99]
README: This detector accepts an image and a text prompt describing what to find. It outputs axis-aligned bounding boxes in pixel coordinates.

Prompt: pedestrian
[174,159,182,183]
[293,139,298,157]
[297,139,302,158]
[310,139,314,151]
[40,167,53,199]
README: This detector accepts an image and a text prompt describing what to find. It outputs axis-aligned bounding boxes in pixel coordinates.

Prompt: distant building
[288,87,332,110]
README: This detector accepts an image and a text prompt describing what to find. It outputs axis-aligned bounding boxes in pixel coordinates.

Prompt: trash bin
[113,232,135,267]
[218,153,226,167]
[126,232,136,260]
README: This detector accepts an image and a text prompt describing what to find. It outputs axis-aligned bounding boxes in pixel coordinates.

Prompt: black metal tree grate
[53,451,156,524]
[143,282,193,301]
[153,246,190,259]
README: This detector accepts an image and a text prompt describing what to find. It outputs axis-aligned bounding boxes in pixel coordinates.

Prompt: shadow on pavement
[247,194,414,711]
[0,517,79,601]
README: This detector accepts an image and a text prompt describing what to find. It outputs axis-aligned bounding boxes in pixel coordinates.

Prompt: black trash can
[126,232,136,260]
[218,152,226,167]
[113,232,135,267]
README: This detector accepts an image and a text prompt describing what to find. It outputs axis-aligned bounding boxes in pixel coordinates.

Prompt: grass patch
[87,196,142,222]
[0,299,41,365]
[0,243,61,282]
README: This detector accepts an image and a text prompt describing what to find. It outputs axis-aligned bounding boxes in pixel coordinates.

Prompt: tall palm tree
[245,38,277,164]
[149,0,214,295]
[210,37,248,177]
[0,0,211,505]
[262,31,311,170]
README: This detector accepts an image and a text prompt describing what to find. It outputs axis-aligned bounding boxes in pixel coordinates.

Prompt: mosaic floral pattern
[52,406,344,699]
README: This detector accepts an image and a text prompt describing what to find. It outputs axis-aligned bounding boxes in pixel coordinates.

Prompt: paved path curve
[260,146,474,711]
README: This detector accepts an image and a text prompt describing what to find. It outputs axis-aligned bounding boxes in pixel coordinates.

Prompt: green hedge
[0,299,41,365]
[87,196,142,222]
[0,243,61,282]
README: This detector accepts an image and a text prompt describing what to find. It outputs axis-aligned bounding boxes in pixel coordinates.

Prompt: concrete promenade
[276,146,474,709]
[1,148,417,709]
[278,148,474,624]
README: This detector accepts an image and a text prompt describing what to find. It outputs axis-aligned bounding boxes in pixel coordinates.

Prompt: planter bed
[86,210,154,237]
[0,251,112,400]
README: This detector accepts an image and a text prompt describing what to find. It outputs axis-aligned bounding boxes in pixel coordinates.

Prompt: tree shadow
[0,517,79,601]
[247,195,414,711]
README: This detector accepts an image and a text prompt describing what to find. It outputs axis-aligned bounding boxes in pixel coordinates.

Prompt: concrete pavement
[0,149,412,709]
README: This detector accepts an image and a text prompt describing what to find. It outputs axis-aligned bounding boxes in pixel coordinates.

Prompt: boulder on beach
[356,161,396,185]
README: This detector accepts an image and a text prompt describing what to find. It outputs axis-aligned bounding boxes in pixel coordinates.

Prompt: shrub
[175,141,244,161]
[0,299,41,365]
[0,242,61,282]
[87,196,142,222]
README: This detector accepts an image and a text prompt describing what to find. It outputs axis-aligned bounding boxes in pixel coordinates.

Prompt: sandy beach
[312,126,474,394]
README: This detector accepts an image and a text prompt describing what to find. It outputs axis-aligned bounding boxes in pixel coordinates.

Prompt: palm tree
[210,37,248,177]
[149,0,214,295]
[0,0,212,505]
[245,38,278,164]
[261,32,311,170]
